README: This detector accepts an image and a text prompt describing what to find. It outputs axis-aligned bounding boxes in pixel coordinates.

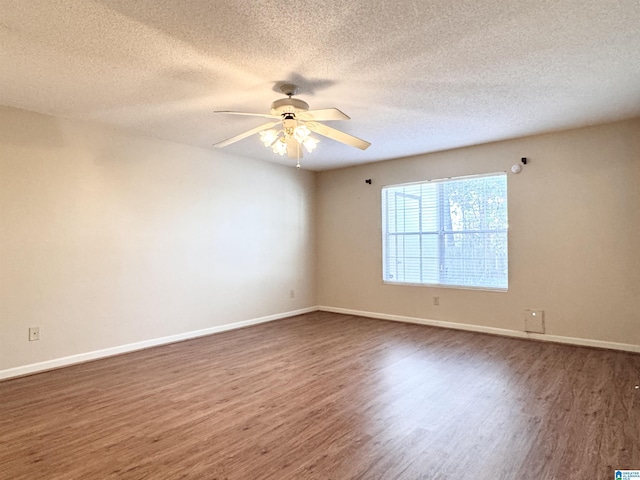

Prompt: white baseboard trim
[0,307,317,381]
[318,305,640,354]
[4,305,638,381]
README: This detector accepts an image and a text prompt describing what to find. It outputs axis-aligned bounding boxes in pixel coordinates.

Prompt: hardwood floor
[1,311,639,479]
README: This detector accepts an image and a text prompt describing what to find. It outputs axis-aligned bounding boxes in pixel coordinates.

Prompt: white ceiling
[1,0,639,170]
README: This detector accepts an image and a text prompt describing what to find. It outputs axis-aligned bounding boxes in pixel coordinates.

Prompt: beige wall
[0,106,316,371]
[2,107,638,375]
[317,119,640,346]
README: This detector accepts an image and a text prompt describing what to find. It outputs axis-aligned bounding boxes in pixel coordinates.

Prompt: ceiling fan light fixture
[260,121,319,158]
[303,136,319,153]
[259,129,278,147]
[293,124,311,143]
[272,137,288,156]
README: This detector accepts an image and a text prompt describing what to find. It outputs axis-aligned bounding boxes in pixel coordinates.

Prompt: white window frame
[381,173,508,291]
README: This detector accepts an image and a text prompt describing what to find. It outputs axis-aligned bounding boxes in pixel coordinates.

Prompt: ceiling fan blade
[306,122,371,150]
[214,111,280,120]
[298,108,350,121]
[287,138,302,159]
[213,121,280,148]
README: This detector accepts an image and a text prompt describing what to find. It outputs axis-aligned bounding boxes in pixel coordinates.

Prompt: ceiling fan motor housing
[271,98,309,116]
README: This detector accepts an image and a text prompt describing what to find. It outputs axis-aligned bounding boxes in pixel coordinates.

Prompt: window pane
[382,173,508,290]
[421,233,439,284]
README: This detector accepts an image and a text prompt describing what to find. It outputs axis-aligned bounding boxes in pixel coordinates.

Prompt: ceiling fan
[213,84,371,164]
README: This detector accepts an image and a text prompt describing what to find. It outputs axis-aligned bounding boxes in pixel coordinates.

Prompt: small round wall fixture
[511,164,522,174]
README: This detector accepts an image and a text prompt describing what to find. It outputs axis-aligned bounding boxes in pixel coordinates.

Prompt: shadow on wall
[0,106,67,149]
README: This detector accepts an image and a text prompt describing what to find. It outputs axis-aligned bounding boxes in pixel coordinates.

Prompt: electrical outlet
[29,327,40,341]
[433,296,440,306]
[290,289,295,299]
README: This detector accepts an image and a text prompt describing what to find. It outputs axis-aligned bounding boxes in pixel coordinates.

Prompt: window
[382,173,508,290]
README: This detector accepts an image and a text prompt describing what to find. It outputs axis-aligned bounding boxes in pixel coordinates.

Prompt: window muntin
[382,173,508,290]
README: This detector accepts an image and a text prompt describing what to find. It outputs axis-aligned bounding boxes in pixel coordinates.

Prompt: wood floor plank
[1,312,639,479]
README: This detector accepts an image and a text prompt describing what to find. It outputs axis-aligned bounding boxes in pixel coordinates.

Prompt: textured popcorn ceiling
[1,0,639,170]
